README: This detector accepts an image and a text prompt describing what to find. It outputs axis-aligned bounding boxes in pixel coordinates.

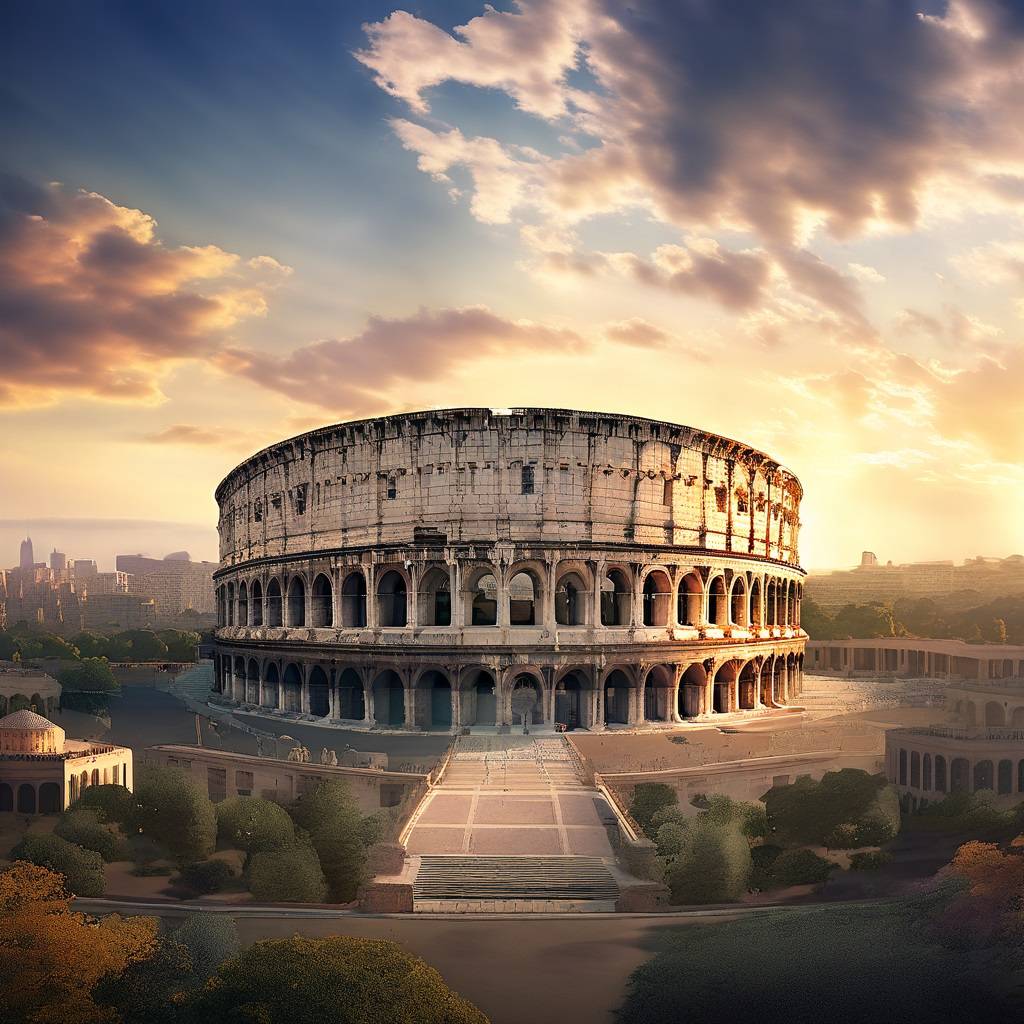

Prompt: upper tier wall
[215,408,803,569]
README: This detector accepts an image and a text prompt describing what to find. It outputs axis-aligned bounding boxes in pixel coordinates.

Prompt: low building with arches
[0,709,133,814]
[212,408,807,733]
[0,664,61,719]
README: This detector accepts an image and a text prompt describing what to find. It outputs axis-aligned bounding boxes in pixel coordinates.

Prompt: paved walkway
[405,735,615,859]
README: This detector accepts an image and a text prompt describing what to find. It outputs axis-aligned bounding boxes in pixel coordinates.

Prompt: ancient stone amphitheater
[212,408,806,731]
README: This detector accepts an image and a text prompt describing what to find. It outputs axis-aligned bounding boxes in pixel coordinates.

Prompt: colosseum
[212,408,806,732]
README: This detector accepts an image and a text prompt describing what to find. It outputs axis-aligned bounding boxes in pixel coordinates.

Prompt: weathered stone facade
[212,408,807,731]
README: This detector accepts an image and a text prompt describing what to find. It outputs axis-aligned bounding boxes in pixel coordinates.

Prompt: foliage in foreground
[246,846,329,903]
[9,834,106,897]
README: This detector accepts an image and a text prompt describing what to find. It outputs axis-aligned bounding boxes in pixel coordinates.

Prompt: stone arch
[985,701,1005,726]
[730,576,749,627]
[250,578,263,626]
[760,655,776,706]
[238,580,249,626]
[341,570,367,627]
[308,665,330,718]
[642,665,673,722]
[415,669,454,730]
[0,783,12,812]
[372,669,406,726]
[600,566,632,627]
[676,571,702,627]
[780,580,791,625]
[233,656,246,702]
[377,568,409,627]
[507,564,543,626]
[641,568,672,626]
[910,750,921,788]
[460,667,498,727]
[737,659,758,710]
[311,573,333,627]
[772,655,786,704]
[286,575,307,627]
[603,667,634,725]
[898,748,907,785]
[227,582,235,626]
[555,565,591,627]
[923,752,932,791]
[713,661,738,713]
[261,662,280,708]
[707,574,728,627]
[245,658,259,704]
[509,671,545,726]
[417,566,452,627]
[17,784,36,814]
[998,759,1013,795]
[266,577,283,627]
[39,782,61,814]
[749,577,763,627]
[283,663,303,712]
[935,754,947,793]
[974,759,994,792]
[554,667,593,730]
[465,565,499,626]
[678,662,707,718]
[337,667,365,721]
[766,579,778,626]
[951,757,970,793]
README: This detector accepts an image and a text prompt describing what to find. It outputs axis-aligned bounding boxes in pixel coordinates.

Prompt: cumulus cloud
[220,306,587,415]
[0,175,290,408]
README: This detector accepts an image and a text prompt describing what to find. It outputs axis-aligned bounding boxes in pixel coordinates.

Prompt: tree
[117,629,169,662]
[768,848,834,887]
[10,834,106,897]
[799,596,835,640]
[188,936,490,1024]
[57,657,118,693]
[0,631,18,661]
[177,859,235,895]
[0,862,157,1024]
[156,629,200,662]
[246,846,328,903]
[216,796,296,865]
[664,820,751,905]
[132,766,216,865]
[629,783,678,838]
[94,936,193,1024]
[54,810,122,862]
[173,913,239,981]
[69,783,135,826]
[290,781,371,901]
[70,631,111,659]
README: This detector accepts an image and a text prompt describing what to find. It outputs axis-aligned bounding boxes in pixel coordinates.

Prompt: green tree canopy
[629,783,678,838]
[57,657,118,693]
[132,766,216,864]
[69,782,135,825]
[189,936,490,1024]
[664,819,752,905]
[216,796,296,863]
[54,809,123,862]
[246,846,328,903]
[9,834,105,897]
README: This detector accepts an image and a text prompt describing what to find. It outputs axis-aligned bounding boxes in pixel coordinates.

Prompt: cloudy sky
[2,0,1022,570]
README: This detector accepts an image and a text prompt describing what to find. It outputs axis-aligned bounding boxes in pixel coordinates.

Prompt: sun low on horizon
[2,0,1022,571]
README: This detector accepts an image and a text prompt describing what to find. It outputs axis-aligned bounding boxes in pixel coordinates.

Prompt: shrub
[216,797,295,862]
[132,766,216,864]
[630,783,678,838]
[848,850,894,871]
[247,846,328,903]
[68,783,134,826]
[54,810,122,862]
[769,849,834,887]
[177,859,235,894]
[824,822,860,849]
[9,834,105,897]
[187,936,489,1023]
[916,792,1011,833]
[749,844,783,889]
[665,821,751,904]
[173,913,240,980]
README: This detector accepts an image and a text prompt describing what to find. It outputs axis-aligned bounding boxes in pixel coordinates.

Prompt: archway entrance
[283,664,302,713]
[337,668,365,720]
[738,662,757,710]
[603,669,631,725]
[510,675,544,727]
[643,666,672,722]
[555,673,583,729]
[17,784,36,814]
[419,671,452,730]
[0,784,12,812]
[678,663,706,718]
[39,782,61,814]
[462,671,496,726]
[308,666,330,718]
[712,663,736,714]
[372,671,406,727]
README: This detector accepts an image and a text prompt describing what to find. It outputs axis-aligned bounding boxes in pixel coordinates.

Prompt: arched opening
[308,666,330,717]
[233,656,246,702]
[372,670,406,726]
[311,574,333,627]
[377,570,408,627]
[985,701,1005,727]
[766,580,778,626]
[418,671,452,730]
[713,662,737,713]
[217,586,225,627]
[508,571,538,626]
[730,578,748,627]
[39,782,61,814]
[29,693,42,714]
[286,576,306,627]
[773,657,786,704]
[468,572,498,626]
[555,573,588,626]
[510,674,544,726]
[738,661,757,710]
[603,669,632,725]
[760,657,775,706]
[341,572,367,627]
[79,770,88,793]
[0,696,7,717]
[555,672,585,729]
[910,751,921,788]
[923,753,932,791]
[788,584,797,625]
[998,759,1013,795]
[266,578,283,627]
[974,760,993,792]
[462,670,497,727]
[1019,760,1024,793]
[246,658,259,704]
[0,784,12,812]
[707,576,728,627]
[749,578,762,628]
[1012,707,1024,728]
[677,572,702,627]
[601,569,632,626]
[951,757,970,793]
[643,666,672,722]
[261,663,279,708]
[227,583,235,626]
[779,581,789,625]
[337,668,365,721]
[678,663,706,718]
[17,784,36,814]
[9,694,29,713]
[935,755,947,793]
[238,581,248,626]
[418,568,452,627]
[642,571,672,626]
[283,664,302,713]
[250,579,263,626]
[898,749,908,785]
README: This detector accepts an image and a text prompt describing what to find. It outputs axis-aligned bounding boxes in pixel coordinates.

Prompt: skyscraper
[19,537,34,569]
[50,550,67,572]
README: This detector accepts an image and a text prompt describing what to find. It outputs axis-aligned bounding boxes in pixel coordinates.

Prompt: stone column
[407,564,418,629]
[450,560,462,628]
[592,560,605,628]
[497,572,510,628]
[403,679,416,729]
[670,664,684,723]
[451,668,461,729]
[364,564,377,629]
[364,676,375,725]
[543,560,556,632]
[277,670,285,711]
[594,676,605,731]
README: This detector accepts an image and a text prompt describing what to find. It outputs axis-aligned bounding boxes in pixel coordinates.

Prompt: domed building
[0,709,133,814]
[212,408,807,732]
